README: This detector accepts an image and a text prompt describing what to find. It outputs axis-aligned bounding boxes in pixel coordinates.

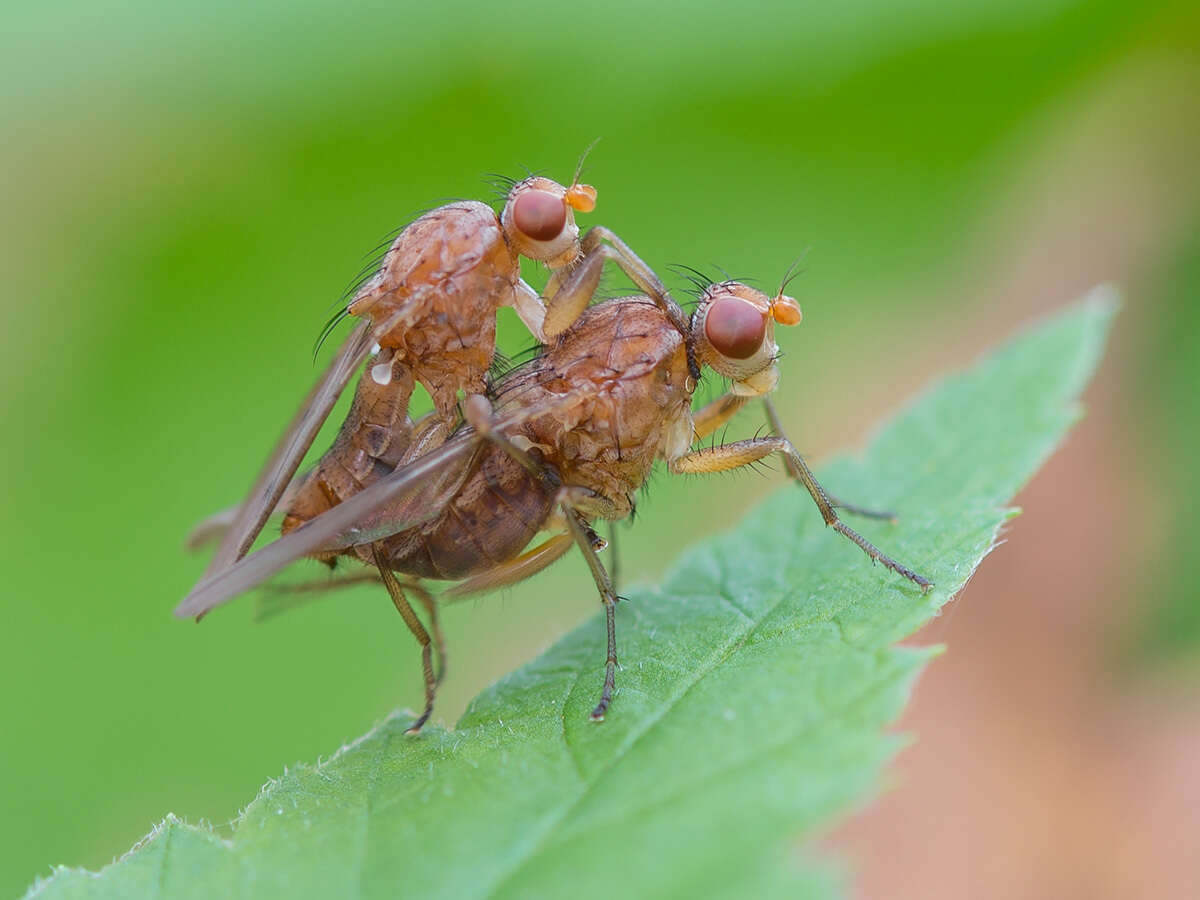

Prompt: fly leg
[543,226,689,340]
[406,581,446,686]
[669,433,931,591]
[824,496,897,522]
[693,392,898,520]
[561,505,620,721]
[461,394,565,490]
[760,398,897,522]
[509,278,548,343]
[371,545,438,734]
[608,521,621,597]
[462,394,623,720]
[443,532,575,599]
[691,393,752,440]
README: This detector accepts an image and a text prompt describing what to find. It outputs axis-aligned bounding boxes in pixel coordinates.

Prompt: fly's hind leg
[463,394,623,721]
[371,545,438,734]
[607,521,621,596]
[442,532,575,600]
[406,581,446,686]
[560,504,620,722]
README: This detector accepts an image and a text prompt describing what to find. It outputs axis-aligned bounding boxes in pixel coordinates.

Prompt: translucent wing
[185,505,239,552]
[174,389,582,620]
[252,570,384,622]
[177,433,476,619]
[194,202,517,579]
[199,319,376,577]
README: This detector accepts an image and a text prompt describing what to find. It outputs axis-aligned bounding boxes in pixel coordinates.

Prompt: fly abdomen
[377,446,557,581]
[281,352,416,536]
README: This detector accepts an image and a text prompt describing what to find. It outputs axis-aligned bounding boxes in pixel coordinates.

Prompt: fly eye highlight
[704,296,768,360]
[512,190,567,242]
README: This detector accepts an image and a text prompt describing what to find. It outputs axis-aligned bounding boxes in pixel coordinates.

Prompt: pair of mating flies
[178,167,931,733]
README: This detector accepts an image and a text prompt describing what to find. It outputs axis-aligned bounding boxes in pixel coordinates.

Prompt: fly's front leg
[543,226,689,340]
[692,393,752,441]
[691,384,896,521]
[760,398,896,522]
[669,435,931,591]
[509,278,548,344]
[371,545,438,734]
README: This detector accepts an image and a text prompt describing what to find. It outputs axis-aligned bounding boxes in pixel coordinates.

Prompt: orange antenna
[566,183,597,213]
[566,139,601,213]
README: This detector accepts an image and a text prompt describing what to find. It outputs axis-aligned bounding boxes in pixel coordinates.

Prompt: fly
[180,264,930,732]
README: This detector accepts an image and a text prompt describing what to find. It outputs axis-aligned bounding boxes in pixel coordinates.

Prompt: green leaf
[26,289,1116,900]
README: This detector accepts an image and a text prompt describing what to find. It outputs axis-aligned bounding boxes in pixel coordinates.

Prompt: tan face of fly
[691,282,802,397]
[501,175,597,269]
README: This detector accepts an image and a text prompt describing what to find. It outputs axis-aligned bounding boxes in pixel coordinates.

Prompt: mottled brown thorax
[348,201,520,420]
[502,298,694,520]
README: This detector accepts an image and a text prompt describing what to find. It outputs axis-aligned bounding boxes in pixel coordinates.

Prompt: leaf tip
[1081,282,1121,317]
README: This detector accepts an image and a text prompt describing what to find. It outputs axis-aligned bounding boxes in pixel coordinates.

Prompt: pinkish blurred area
[826,57,1200,899]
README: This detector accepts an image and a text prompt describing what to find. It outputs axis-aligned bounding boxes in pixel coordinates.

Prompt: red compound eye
[705,297,767,360]
[512,190,567,242]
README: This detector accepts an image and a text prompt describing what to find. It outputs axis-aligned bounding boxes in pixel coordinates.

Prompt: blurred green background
[3,0,1198,896]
